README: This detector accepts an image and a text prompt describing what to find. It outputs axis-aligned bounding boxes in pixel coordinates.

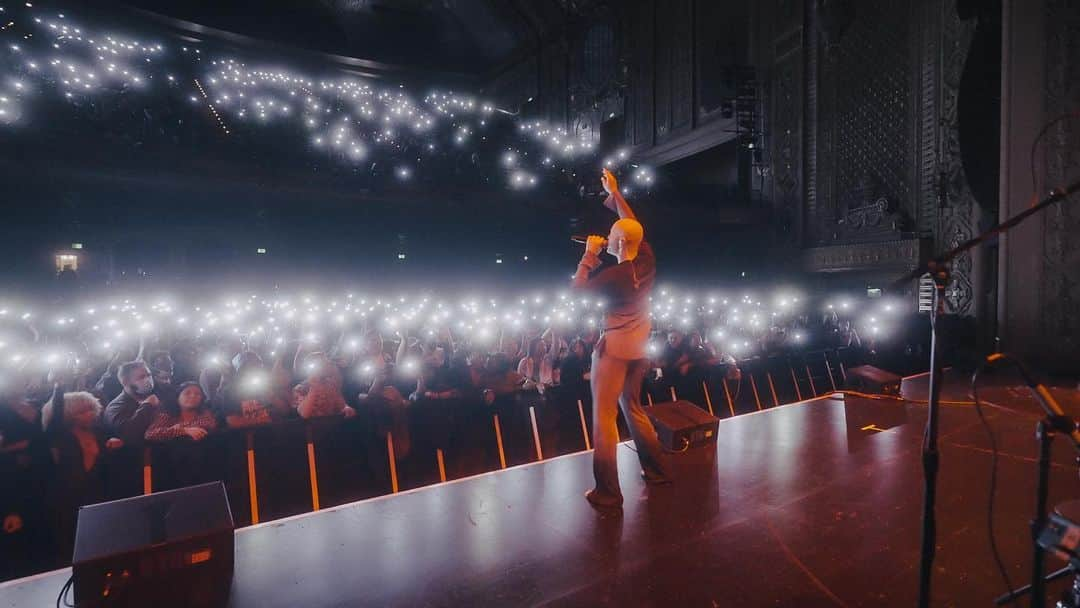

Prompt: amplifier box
[647,400,720,452]
[845,365,902,395]
[72,482,234,607]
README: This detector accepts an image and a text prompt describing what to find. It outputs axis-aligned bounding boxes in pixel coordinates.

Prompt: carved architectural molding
[772,54,802,236]
[815,0,913,247]
[771,1,803,242]
[1039,0,1080,358]
[937,0,978,315]
[788,0,981,317]
[803,238,931,273]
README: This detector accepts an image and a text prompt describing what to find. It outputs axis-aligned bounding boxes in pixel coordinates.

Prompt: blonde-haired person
[41,377,124,564]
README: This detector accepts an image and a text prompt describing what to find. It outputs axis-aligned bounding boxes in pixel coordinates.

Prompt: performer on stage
[572,168,671,509]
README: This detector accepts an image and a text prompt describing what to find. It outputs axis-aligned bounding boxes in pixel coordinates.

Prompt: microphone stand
[984,353,1080,608]
[995,565,1076,606]
[892,179,1080,608]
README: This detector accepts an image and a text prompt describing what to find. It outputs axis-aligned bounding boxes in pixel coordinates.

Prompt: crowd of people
[0,287,894,579]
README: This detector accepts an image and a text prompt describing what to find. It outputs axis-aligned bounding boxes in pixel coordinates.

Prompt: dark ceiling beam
[480,0,626,86]
[115,2,480,86]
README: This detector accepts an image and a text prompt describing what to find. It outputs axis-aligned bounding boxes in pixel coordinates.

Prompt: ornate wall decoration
[1040,0,1080,358]
[937,0,977,315]
[771,2,803,241]
[803,238,930,273]
[652,0,693,142]
[802,5,817,247]
[773,54,801,237]
[568,20,622,145]
[835,172,912,239]
[825,0,913,245]
[795,0,982,319]
[630,0,655,147]
[669,0,694,136]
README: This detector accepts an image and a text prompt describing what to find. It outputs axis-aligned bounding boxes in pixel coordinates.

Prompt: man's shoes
[640,470,673,486]
[585,489,623,509]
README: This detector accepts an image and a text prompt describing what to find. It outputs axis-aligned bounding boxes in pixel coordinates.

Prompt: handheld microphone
[571,235,607,246]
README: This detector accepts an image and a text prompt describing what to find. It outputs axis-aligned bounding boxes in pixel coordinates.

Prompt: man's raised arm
[601,168,636,221]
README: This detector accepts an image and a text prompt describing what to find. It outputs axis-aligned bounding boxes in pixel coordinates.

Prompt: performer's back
[584,241,655,361]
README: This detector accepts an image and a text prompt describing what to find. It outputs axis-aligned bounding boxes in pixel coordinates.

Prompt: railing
[126,347,859,526]
[0,347,867,580]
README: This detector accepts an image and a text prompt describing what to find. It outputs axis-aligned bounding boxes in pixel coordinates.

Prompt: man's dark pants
[590,347,669,501]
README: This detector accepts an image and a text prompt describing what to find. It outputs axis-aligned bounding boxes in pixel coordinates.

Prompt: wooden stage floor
[3,373,1080,607]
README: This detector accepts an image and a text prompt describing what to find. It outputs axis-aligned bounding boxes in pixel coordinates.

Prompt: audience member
[144,381,217,442]
[294,353,356,419]
[102,361,160,446]
[41,382,123,561]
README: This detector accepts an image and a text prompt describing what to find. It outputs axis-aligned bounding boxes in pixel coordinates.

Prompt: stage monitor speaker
[845,365,902,395]
[72,481,234,607]
[647,400,720,452]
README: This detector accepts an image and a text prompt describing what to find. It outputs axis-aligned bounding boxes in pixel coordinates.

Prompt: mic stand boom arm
[895,180,1080,288]
[905,178,1080,608]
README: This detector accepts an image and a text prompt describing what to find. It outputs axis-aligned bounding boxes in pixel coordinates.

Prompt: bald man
[571,168,670,509]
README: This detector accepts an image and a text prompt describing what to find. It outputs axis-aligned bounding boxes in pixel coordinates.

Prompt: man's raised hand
[601,168,619,195]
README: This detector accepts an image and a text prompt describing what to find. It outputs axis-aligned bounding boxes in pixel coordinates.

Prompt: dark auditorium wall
[763,0,997,320]
[483,1,990,304]
[999,0,1080,369]
[482,0,1080,367]
[480,1,796,269]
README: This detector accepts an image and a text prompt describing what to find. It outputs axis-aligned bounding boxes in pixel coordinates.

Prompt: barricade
[764,355,801,405]
[110,349,880,538]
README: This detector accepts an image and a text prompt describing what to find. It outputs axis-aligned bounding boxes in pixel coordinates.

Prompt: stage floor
[4,374,1080,607]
